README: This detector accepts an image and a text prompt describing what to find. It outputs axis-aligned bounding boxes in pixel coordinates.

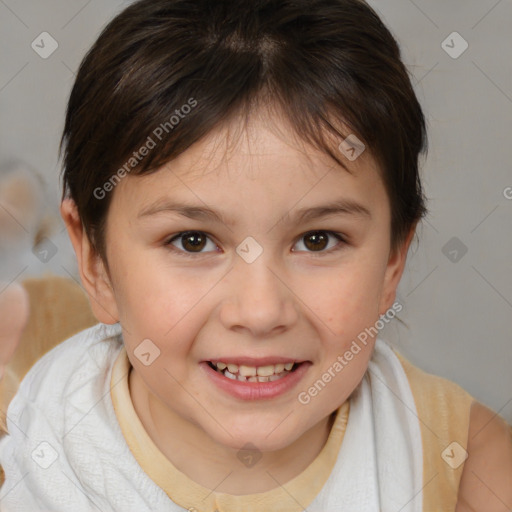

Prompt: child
[1,0,511,510]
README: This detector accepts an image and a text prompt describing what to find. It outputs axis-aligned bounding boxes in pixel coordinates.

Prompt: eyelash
[164,230,347,259]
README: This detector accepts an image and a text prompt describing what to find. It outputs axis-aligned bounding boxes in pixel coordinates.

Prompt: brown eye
[180,232,206,252]
[293,230,345,254]
[168,231,217,255]
[304,231,329,251]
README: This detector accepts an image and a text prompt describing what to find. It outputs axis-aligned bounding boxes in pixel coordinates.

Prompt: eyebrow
[137,198,372,226]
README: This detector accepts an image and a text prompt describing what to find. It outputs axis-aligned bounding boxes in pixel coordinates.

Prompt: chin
[206,417,301,453]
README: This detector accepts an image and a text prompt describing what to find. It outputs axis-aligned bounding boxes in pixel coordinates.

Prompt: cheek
[110,245,194,325]
[297,257,386,335]
[112,261,212,365]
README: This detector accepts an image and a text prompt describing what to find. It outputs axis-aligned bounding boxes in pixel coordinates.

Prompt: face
[75,111,410,454]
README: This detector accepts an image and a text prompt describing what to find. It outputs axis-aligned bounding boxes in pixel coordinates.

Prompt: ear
[60,198,119,324]
[378,224,417,316]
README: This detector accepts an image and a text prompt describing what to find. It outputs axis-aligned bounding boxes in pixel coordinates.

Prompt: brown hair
[60,0,428,263]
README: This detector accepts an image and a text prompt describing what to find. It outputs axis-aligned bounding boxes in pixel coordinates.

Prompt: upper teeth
[213,362,295,376]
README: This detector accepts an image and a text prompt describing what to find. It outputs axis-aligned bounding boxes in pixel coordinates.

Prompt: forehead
[112,110,387,219]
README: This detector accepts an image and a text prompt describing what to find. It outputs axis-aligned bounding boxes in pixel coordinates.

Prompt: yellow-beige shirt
[110,346,475,511]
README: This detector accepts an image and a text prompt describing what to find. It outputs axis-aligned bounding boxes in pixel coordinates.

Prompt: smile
[207,360,299,382]
[200,360,310,400]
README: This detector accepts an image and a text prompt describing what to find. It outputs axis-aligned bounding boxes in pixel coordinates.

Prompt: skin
[456,401,512,511]
[61,110,512,503]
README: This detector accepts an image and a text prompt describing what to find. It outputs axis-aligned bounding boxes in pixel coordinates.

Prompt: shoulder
[392,350,474,509]
[4,322,123,435]
[456,401,512,511]
[25,322,120,375]
[394,350,474,413]
[391,350,512,510]
[16,322,121,392]
[0,323,125,504]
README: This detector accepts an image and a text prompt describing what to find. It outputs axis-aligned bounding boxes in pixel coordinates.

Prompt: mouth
[200,359,310,400]
[206,360,302,383]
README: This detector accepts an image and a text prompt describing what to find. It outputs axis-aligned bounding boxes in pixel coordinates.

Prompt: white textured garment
[0,322,423,511]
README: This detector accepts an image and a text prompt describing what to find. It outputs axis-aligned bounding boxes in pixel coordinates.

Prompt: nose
[219,254,299,338]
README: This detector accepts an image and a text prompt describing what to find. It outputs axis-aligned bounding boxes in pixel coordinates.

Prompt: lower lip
[200,361,310,400]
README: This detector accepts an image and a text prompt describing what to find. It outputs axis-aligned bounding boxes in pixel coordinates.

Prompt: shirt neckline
[110,345,350,512]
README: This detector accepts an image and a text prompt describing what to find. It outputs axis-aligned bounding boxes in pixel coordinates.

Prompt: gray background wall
[0,0,511,422]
